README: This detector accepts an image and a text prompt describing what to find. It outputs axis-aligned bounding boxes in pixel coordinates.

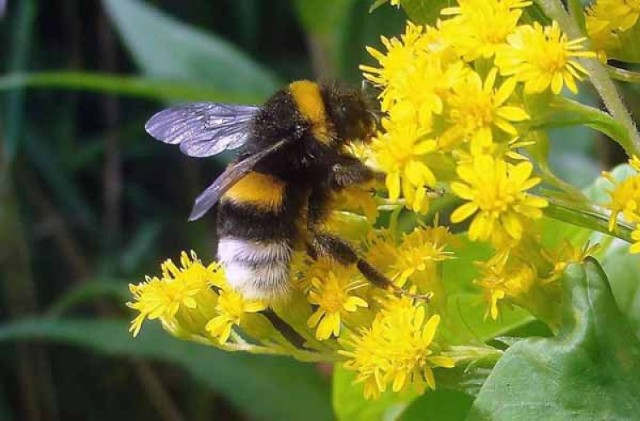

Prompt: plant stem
[608,66,640,84]
[544,199,633,243]
[535,0,640,157]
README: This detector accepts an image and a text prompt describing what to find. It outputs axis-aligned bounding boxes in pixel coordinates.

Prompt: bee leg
[306,232,432,301]
[306,182,429,301]
[329,156,383,189]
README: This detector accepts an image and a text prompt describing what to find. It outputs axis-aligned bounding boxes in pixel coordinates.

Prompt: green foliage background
[0,0,638,420]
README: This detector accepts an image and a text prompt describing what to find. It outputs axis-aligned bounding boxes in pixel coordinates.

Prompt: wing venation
[145,102,259,157]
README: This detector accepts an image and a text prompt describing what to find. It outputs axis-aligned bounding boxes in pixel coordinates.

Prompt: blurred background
[0,1,406,420]
[0,0,627,420]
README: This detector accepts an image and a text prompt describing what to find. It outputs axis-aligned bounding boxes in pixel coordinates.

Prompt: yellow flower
[384,52,446,127]
[444,68,529,152]
[630,155,640,173]
[361,22,429,96]
[205,285,268,344]
[127,252,222,337]
[604,173,640,231]
[331,184,380,224]
[371,118,438,213]
[365,229,400,277]
[441,0,532,61]
[495,21,595,94]
[340,296,454,399]
[307,269,369,340]
[589,0,640,33]
[586,11,620,55]
[631,225,640,253]
[451,155,547,246]
[542,241,599,283]
[474,251,536,319]
[392,225,455,287]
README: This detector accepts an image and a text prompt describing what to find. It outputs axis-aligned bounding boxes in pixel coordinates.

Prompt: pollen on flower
[542,241,600,282]
[495,21,595,94]
[391,225,456,287]
[440,0,532,61]
[205,286,267,344]
[474,251,536,319]
[450,155,547,246]
[444,68,528,153]
[587,0,640,40]
[127,251,222,337]
[604,172,640,231]
[371,118,438,213]
[340,297,454,399]
[631,225,640,254]
[307,269,368,340]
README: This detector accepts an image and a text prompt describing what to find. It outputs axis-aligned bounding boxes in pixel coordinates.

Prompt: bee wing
[145,103,259,157]
[188,136,295,221]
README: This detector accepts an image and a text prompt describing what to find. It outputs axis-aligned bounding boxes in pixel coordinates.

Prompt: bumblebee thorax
[288,80,334,145]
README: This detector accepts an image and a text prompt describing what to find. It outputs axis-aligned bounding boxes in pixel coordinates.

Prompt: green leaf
[102,0,279,99]
[602,242,640,340]
[0,319,332,421]
[609,26,640,63]
[543,199,633,243]
[23,133,98,231]
[608,65,640,84]
[434,361,497,398]
[528,95,636,158]
[468,258,640,420]
[400,0,449,25]
[292,0,358,78]
[369,0,389,12]
[3,0,36,162]
[401,389,473,421]
[292,0,356,37]
[520,2,551,26]
[442,236,533,343]
[567,0,586,33]
[0,72,261,103]
[119,220,163,272]
[333,366,418,421]
[339,0,405,82]
[46,281,129,317]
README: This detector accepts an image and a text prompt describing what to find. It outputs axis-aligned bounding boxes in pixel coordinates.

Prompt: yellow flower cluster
[129,222,458,396]
[340,298,454,399]
[605,157,640,253]
[362,1,594,241]
[360,1,597,318]
[474,240,595,323]
[128,252,283,350]
[587,0,640,56]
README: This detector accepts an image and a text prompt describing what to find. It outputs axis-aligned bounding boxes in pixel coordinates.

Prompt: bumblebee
[146,80,415,300]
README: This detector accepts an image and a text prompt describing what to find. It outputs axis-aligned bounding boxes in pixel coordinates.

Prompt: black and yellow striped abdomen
[217,171,304,299]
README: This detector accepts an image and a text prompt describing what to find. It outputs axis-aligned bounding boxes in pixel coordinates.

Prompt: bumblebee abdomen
[217,172,304,299]
[217,237,292,300]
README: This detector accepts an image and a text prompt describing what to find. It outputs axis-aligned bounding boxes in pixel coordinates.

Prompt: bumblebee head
[323,84,379,144]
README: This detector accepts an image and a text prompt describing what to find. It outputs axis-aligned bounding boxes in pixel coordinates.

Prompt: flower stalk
[535,0,640,156]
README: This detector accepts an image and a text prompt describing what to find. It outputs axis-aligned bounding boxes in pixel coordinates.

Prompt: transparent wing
[188,136,295,221]
[145,103,259,157]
